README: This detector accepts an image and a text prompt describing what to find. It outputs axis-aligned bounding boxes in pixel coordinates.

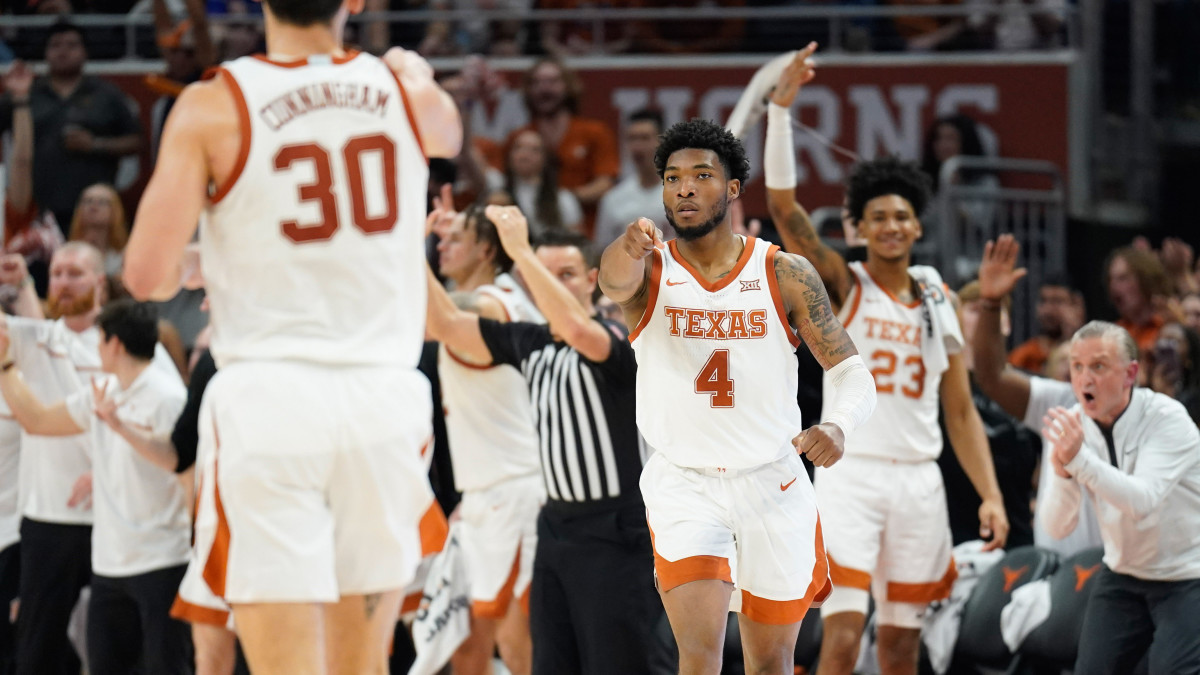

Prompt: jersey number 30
[273,133,398,243]
[696,349,735,408]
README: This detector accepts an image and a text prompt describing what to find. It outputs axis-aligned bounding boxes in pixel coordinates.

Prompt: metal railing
[935,155,1066,343]
[0,3,1080,61]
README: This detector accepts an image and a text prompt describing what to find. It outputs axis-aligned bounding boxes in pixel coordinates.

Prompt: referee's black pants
[87,564,192,675]
[15,518,90,675]
[0,542,19,675]
[1075,565,1200,674]
[530,499,665,675]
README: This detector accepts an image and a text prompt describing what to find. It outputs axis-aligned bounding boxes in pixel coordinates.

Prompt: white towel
[724,51,796,140]
[909,265,963,376]
[1000,579,1053,652]
[409,522,472,675]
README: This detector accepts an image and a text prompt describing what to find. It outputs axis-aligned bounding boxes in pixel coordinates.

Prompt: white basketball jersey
[201,52,429,368]
[439,274,543,491]
[631,237,804,470]
[824,262,951,462]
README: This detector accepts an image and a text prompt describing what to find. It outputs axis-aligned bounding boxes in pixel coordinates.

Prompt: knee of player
[819,619,864,657]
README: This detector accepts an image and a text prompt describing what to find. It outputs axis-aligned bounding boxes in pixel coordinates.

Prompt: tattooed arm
[774,250,857,368]
[767,195,853,310]
[776,251,875,468]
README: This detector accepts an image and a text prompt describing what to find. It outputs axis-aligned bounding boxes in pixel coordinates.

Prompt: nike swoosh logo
[666,279,687,286]
[781,477,797,491]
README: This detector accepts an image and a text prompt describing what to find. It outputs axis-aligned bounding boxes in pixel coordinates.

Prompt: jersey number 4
[696,349,735,408]
[273,134,398,243]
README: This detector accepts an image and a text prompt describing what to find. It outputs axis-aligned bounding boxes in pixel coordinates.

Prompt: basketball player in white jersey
[763,52,1009,675]
[435,203,543,675]
[120,0,462,671]
[599,118,878,674]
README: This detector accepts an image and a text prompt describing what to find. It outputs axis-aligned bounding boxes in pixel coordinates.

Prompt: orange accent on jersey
[887,558,958,603]
[472,550,521,619]
[1074,563,1101,592]
[201,464,230,597]
[666,279,687,287]
[828,555,872,591]
[765,245,801,348]
[664,306,769,340]
[251,50,362,68]
[868,349,926,399]
[695,349,735,408]
[841,281,864,329]
[387,67,427,163]
[629,249,663,343]
[739,515,831,625]
[649,524,732,591]
[445,347,495,371]
[169,594,230,627]
[862,317,922,347]
[862,265,922,309]
[419,501,449,556]
[781,477,798,492]
[668,236,757,293]
[210,69,252,205]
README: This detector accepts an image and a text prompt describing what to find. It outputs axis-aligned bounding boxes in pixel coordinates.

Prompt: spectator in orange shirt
[1008,273,1084,374]
[507,58,619,237]
[1106,246,1172,355]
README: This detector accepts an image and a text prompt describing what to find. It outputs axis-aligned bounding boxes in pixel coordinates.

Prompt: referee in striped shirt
[426,205,661,674]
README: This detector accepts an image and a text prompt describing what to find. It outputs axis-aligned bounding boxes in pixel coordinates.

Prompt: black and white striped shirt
[479,317,643,508]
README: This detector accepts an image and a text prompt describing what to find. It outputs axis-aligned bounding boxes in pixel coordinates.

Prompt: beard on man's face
[666,198,728,242]
[47,286,97,319]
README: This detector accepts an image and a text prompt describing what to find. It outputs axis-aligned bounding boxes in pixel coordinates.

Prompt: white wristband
[764,103,796,190]
[821,355,876,439]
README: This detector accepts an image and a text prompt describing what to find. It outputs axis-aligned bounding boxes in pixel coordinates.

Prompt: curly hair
[845,156,932,221]
[654,119,750,185]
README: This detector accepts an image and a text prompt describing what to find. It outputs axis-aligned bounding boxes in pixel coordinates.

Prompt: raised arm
[489,205,613,362]
[0,255,44,320]
[4,62,33,217]
[424,264,495,366]
[775,251,875,468]
[598,218,662,331]
[763,44,851,307]
[973,235,1033,418]
[383,48,462,159]
[0,325,83,436]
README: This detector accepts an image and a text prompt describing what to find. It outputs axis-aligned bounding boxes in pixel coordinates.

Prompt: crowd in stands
[0,0,1071,61]
[0,8,1199,675]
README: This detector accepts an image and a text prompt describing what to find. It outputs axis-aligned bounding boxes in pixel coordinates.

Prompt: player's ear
[727,179,741,200]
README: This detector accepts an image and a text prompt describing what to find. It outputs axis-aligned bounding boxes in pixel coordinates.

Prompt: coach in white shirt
[0,299,191,675]
[0,242,108,675]
[974,238,1200,673]
[1038,320,1200,674]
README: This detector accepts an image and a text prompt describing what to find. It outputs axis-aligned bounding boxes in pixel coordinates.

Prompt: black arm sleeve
[477,318,551,367]
[171,349,217,473]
